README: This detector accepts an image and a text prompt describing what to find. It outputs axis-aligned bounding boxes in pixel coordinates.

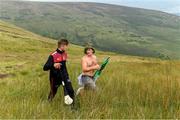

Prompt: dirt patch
[3,62,26,70]
[0,73,15,79]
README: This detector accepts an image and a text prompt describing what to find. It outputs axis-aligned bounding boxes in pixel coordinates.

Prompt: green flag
[93,57,110,81]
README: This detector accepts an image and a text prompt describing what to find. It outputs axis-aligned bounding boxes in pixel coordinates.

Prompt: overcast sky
[20,0,180,13]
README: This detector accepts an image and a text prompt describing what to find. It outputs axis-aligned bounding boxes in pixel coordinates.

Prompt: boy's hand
[94,64,100,70]
[54,63,61,69]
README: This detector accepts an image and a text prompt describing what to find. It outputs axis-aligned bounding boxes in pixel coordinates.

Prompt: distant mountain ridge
[175,13,180,16]
[0,1,180,59]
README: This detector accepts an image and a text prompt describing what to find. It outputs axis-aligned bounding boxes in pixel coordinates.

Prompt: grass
[0,20,180,119]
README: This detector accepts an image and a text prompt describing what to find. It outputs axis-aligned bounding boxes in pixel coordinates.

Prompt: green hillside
[1,20,180,118]
[1,1,180,58]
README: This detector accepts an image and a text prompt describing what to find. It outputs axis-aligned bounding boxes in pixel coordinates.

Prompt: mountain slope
[1,1,180,59]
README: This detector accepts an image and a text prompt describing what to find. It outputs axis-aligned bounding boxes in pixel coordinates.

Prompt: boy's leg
[84,77,96,90]
[64,80,75,99]
[48,77,58,101]
[76,86,84,96]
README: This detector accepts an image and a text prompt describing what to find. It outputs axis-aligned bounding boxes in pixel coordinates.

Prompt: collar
[56,48,64,54]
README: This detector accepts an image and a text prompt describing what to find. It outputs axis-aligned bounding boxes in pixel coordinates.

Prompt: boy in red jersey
[43,39,74,105]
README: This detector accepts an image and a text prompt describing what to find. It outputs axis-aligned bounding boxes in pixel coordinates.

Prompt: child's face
[59,44,68,51]
[87,49,93,56]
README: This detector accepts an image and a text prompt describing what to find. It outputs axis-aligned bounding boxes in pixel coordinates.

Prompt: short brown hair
[84,47,95,54]
[58,39,69,47]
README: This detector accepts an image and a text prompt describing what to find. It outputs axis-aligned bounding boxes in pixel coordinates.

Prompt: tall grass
[0,21,180,118]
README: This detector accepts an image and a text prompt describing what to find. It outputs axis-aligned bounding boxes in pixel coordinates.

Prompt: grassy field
[1,1,180,58]
[1,20,180,119]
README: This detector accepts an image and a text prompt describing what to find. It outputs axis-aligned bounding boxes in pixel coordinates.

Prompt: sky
[20,0,180,14]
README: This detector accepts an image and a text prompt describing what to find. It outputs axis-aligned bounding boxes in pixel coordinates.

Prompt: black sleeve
[43,55,54,71]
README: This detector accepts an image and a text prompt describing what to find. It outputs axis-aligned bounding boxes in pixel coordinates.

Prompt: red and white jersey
[51,51,67,63]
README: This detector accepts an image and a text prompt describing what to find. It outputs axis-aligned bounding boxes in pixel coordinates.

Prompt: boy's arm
[94,55,98,65]
[43,55,54,71]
